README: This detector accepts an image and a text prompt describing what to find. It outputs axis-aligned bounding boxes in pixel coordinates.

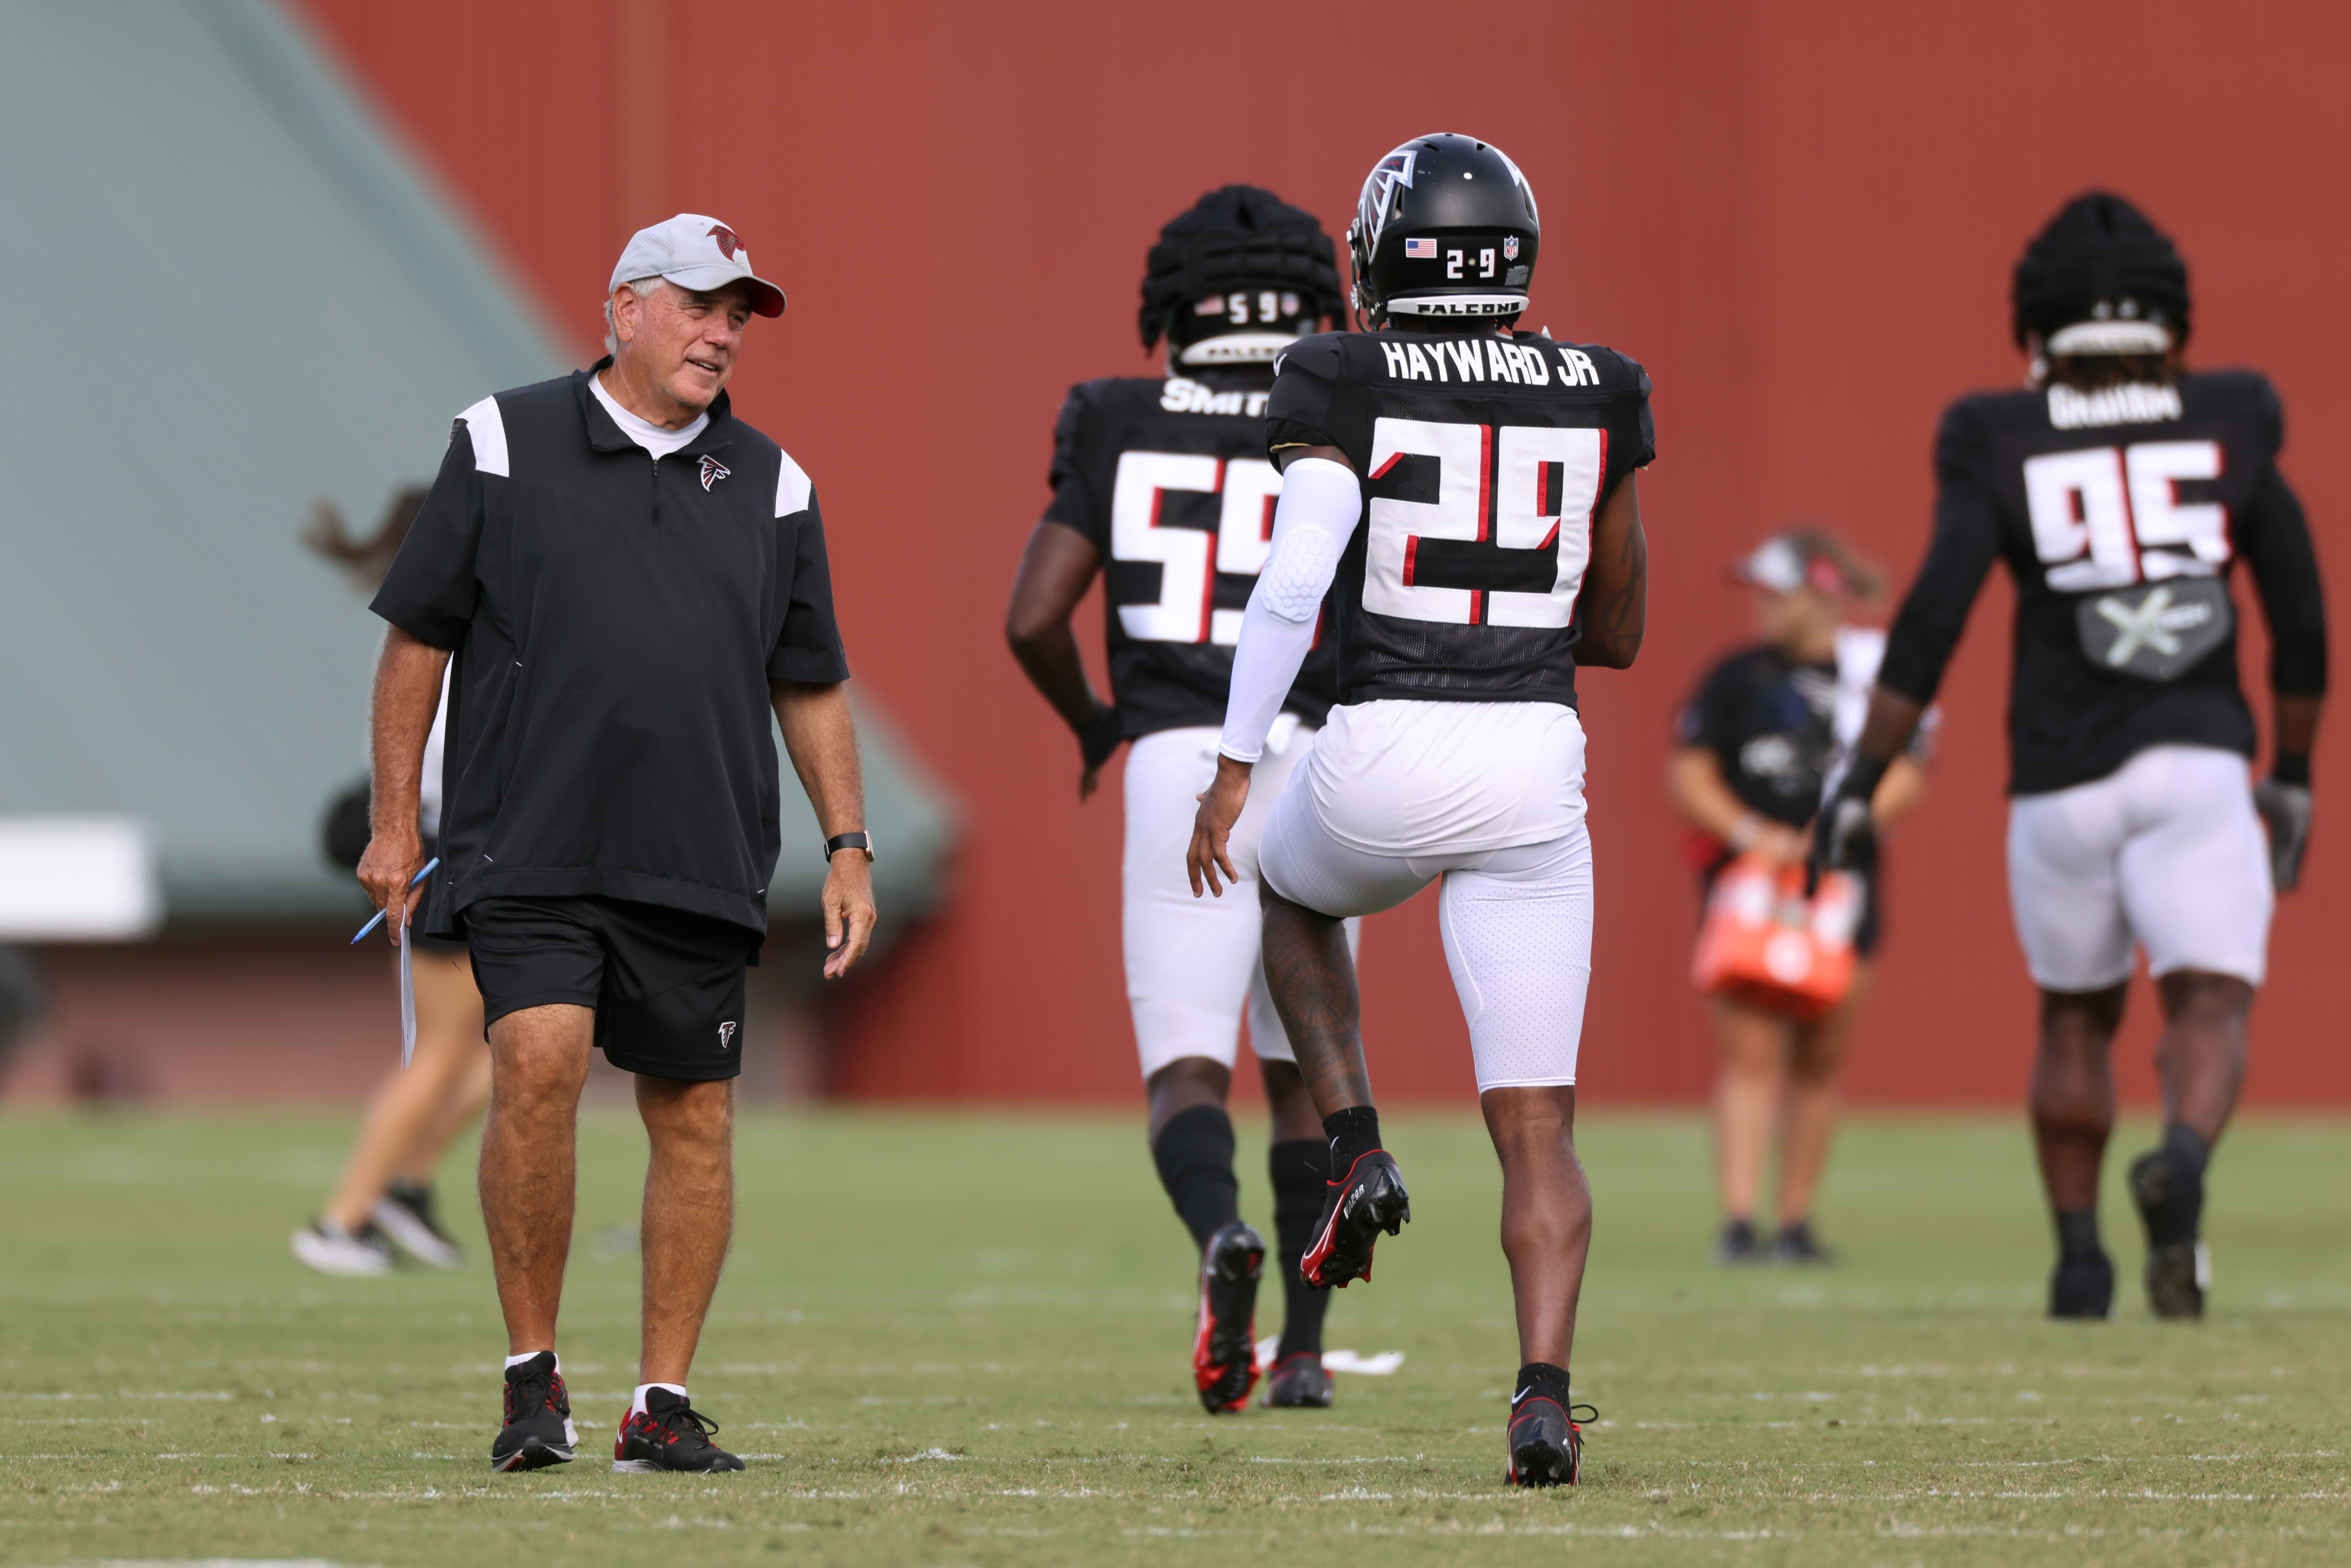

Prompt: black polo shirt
[372,363,850,938]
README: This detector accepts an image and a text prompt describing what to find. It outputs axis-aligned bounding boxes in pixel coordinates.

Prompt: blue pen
[351,858,441,944]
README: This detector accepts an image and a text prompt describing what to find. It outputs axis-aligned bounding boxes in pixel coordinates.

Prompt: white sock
[504,1351,559,1373]
[632,1381,686,1415]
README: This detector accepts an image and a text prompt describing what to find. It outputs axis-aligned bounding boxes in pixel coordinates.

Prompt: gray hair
[602,276,664,357]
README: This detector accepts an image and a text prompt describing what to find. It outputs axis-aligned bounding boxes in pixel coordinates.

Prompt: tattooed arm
[1575,472,1647,669]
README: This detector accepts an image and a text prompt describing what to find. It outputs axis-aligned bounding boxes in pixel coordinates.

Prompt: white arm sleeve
[1218,457,1362,763]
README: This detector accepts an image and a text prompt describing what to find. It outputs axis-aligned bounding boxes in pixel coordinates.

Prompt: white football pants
[2007,743,2272,991]
[1258,769,1593,1093]
[1122,723,1359,1079]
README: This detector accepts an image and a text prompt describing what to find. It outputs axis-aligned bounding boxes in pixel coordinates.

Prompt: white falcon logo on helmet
[1357,148,1417,252]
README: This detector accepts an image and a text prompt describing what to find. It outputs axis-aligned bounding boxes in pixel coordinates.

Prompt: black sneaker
[2049,1250,2116,1319]
[1714,1218,1762,1265]
[1262,1352,1333,1409]
[613,1388,744,1473]
[1192,1221,1264,1413]
[1300,1150,1410,1290]
[2129,1149,2206,1320]
[1505,1395,1596,1487]
[372,1178,463,1269]
[1771,1219,1838,1266]
[489,1353,575,1472]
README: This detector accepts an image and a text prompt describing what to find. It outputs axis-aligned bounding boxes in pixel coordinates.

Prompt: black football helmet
[1347,134,1539,329]
[1139,186,1344,367]
[2012,192,2190,356]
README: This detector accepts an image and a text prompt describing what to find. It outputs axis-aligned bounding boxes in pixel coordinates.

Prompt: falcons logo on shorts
[699,455,730,491]
[717,1021,738,1050]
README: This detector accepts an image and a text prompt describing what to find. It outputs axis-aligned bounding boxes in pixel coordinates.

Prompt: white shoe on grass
[291,1217,392,1276]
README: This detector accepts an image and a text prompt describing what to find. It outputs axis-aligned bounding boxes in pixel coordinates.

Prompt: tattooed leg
[1260,883,1371,1115]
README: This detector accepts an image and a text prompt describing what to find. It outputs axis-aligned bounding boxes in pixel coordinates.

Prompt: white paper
[398,914,417,1068]
[1255,1338,1403,1375]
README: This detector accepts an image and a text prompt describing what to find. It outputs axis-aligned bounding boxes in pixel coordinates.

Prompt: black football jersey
[1879,370,2328,794]
[1263,329,1655,708]
[1042,370,1337,739]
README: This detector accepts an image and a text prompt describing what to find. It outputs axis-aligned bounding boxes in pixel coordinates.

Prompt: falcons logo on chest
[698,454,730,491]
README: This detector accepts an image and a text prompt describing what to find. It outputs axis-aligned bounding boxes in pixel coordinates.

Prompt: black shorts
[464,896,755,1081]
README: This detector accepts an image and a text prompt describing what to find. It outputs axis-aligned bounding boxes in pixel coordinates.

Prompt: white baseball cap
[610,213,785,317]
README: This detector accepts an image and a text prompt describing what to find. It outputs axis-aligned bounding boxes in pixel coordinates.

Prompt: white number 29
[1363,417,1603,628]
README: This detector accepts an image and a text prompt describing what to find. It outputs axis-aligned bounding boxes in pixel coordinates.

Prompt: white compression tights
[1259,783,1593,1092]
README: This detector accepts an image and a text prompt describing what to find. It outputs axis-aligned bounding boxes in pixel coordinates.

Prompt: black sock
[1269,1139,1332,1360]
[2054,1206,2104,1262]
[1515,1361,1572,1412]
[2162,1122,2211,1181]
[1151,1105,1240,1250]
[2146,1123,2210,1245]
[1323,1105,1383,1177]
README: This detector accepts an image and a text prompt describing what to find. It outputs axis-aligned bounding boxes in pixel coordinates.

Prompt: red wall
[286,0,2350,1107]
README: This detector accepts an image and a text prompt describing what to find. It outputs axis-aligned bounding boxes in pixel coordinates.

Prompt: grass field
[2,1108,2347,1567]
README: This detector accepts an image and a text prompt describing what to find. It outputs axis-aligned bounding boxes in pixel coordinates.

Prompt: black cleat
[1505,1395,1596,1487]
[1192,1221,1265,1413]
[489,1352,575,1472]
[1300,1151,1410,1290]
[613,1388,744,1472]
[1714,1218,1762,1265]
[2129,1149,2206,1320]
[1262,1351,1333,1409]
[1771,1219,1838,1266]
[2049,1251,2116,1318]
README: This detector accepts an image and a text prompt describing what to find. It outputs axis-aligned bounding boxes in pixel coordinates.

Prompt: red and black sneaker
[1505,1395,1596,1488]
[1193,1221,1265,1413]
[613,1388,745,1473]
[1299,1150,1410,1290]
[489,1352,576,1473]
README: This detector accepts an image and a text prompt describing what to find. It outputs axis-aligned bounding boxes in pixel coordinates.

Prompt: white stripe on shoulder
[456,395,509,477]
[775,448,813,518]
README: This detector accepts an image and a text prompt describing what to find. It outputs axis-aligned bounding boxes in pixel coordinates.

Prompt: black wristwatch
[824,831,873,862]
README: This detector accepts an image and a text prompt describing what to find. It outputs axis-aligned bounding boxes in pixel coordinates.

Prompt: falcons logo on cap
[700,455,730,491]
[707,224,742,260]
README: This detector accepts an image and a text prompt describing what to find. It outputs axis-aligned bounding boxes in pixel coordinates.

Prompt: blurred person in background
[1669,531,1930,1266]
[362,214,870,1475]
[291,489,491,1276]
[1006,186,1355,1413]
[1814,193,2327,1321]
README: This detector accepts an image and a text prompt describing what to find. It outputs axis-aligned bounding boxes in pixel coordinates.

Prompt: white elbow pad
[1256,456,1360,623]
[1260,526,1340,622]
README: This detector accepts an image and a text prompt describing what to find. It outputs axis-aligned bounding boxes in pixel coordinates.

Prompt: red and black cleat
[613,1389,745,1473]
[1299,1150,1410,1290]
[1505,1396,1597,1488]
[1193,1221,1266,1413]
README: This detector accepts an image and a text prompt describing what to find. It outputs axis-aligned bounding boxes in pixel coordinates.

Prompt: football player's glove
[1076,701,1124,774]
[2253,775,2312,892]
[1139,187,1343,367]
[1346,133,1539,330]
[1806,752,1887,892]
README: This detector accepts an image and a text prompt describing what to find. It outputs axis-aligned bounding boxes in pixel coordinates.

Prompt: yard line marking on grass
[3,1390,238,1401]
